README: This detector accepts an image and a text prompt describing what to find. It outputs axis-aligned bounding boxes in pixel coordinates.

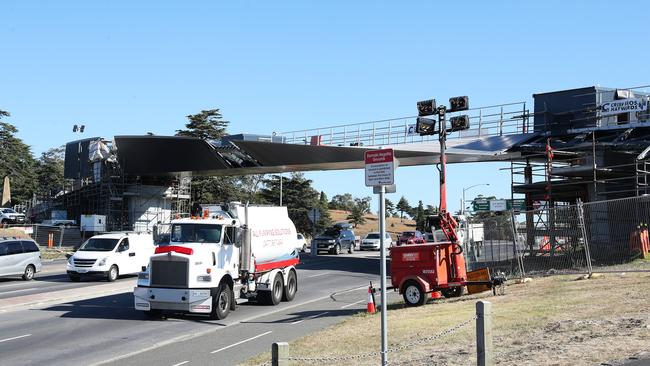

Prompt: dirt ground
[243,269,650,365]
[329,209,416,240]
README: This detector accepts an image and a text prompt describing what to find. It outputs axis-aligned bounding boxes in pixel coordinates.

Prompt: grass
[329,209,416,240]
[242,272,650,365]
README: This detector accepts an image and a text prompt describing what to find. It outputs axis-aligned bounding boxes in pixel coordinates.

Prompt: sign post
[308,208,321,256]
[365,148,395,366]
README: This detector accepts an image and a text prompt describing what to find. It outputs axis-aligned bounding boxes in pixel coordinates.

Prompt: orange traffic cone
[367,283,376,314]
[430,291,442,299]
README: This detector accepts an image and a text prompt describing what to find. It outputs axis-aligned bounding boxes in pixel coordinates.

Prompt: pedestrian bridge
[115,102,536,176]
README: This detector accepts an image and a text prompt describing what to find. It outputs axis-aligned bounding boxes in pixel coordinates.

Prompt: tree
[354,196,372,214]
[385,199,395,217]
[316,191,332,233]
[0,111,37,205]
[329,193,355,211]
[346,206,366,228]
[415,200,426,231]
[176,109,229,140]
[260,173,320,235]
[35,147,66,198]
[396,196,411,220]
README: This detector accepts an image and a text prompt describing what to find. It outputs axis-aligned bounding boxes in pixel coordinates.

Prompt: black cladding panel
[64,138,97,179]
[533,86,598,133]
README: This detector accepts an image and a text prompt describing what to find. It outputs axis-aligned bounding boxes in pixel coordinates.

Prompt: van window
[118,239,130,252]
[21,241,39,253]
[6,241,23,255]
[0,243,7,256]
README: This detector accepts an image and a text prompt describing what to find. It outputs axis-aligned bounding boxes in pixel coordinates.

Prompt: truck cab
[134,203,300,320]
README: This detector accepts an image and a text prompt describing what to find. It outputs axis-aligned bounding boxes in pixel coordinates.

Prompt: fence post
[476,300,493,366]
[510,210,526,277]
[59,226,65,248]
[576,199,593,274]
[272,342,289,366]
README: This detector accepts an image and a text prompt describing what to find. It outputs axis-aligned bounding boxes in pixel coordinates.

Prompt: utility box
[80,214,106,232]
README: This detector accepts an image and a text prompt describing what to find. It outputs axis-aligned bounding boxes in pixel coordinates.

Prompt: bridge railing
[277,101,529,147]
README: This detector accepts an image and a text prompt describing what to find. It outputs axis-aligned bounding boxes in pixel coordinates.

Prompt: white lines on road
[290,311,330,325]
[210,331,272,354]
[0,334,31,344]
[306,272,330,278]
[340,299,366,309]
[171,361,189,366]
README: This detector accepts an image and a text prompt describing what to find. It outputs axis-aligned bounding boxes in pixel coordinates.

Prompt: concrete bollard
[272,342,289,366]
[476,300,493,366]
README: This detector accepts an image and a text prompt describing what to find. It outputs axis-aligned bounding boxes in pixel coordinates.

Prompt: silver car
[0,238,42,280]
[360,232,393,251]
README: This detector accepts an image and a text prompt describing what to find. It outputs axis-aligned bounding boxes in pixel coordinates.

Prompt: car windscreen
[171,224,222,243]
[322,227,341,237]
[1,208,16,214]
[366,233,380,239]
[79,238,119,252]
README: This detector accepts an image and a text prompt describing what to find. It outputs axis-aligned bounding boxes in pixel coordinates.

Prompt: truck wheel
[107,265,119,282]
[441,286,464,298]
[22,265,35,281]
[210,283,232,320]
[403,281,426,307]
[282,270,297,302]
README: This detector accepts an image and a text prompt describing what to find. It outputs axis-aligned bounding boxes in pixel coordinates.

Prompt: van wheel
[403,281,426,307]
[282,270,297,302]
[107,265,119,282]
[210,283,231,320]
[22,265,35,281]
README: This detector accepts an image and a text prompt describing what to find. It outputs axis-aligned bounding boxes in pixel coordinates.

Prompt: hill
[328,209,416,239]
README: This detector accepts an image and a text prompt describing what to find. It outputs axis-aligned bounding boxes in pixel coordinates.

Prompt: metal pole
[476,300,493,366]
[379,184,388,366]
[279,175,283,206]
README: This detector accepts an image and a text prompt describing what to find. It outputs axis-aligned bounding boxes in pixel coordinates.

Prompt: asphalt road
[0,251,396,366]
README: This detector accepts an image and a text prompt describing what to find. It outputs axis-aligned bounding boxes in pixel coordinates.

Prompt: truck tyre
[403,281,426,307]
[441,286,464,298]
[107,265,119,282]
[22,265,35,281]
[210,283,232,320]
[282,270,297,302]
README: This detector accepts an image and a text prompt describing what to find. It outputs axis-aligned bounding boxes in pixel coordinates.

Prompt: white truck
[134,203,300,320]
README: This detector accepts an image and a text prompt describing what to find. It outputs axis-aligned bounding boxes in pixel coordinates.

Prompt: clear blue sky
[2,1,649,214]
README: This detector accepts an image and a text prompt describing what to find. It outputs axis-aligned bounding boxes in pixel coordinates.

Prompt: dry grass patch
[329,209,416,240]
[242,273,650,365]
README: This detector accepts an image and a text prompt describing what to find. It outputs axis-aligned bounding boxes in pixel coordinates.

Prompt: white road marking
[0,287,44,295]
[171,361,189,366]
[0,334,31,343]
[340,299,366,309]
[307,272,330,278]
[210,331,272,354]
[290,311,330,325]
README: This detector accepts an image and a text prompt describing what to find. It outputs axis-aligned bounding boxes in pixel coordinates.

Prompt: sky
[2,1,649,214]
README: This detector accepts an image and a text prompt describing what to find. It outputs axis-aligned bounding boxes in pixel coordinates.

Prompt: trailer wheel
[210,283,232,320]
[441,286,464,298]
[402,281,426,307]
[282,270,297,302]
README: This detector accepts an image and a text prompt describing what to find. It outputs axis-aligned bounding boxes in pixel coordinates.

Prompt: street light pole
[462,183,490,215]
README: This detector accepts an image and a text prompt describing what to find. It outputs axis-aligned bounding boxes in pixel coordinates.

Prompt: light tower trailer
[134,203,300,320]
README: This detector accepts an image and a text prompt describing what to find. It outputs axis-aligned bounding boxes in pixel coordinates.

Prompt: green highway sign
[472,199,526,212]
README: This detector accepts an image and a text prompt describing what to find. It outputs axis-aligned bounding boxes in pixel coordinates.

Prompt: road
[0,251,397,366]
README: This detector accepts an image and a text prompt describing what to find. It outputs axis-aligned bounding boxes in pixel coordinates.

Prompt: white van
[67,232,154,282]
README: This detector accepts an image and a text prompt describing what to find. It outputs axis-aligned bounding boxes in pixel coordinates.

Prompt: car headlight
[98,257,107,266]
[328,239,335,243]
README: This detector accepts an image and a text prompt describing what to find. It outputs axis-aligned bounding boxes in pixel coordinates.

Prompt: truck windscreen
[171,224,222,244]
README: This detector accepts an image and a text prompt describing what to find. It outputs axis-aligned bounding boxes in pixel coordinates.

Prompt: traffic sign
[308,208,321,223]
[365,149,395,187]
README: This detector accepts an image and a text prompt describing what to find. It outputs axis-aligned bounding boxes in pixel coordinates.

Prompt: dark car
[313,224,356,255]
[397,230,426,245]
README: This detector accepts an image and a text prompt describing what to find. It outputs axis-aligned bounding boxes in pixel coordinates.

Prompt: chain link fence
[466,195,650,276]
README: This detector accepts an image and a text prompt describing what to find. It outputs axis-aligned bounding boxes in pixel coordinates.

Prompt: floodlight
[449,96,469,112]
[448,115,470,132]
[417,99,437,116]
[79,125,85,133]
[416,117,437,136]
[73,125,78,132]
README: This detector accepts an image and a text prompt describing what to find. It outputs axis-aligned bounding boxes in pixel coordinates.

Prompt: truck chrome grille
[73,258,96,267]
[150,259,188,288]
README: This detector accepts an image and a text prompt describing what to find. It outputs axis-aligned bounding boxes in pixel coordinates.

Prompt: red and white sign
[365,148,395,187]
